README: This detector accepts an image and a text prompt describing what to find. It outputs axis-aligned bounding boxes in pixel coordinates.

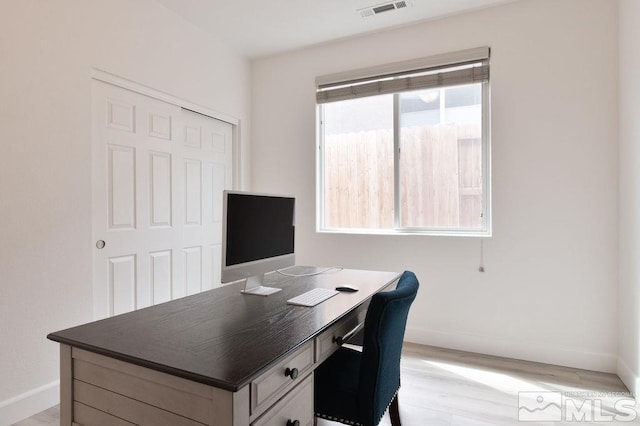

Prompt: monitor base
[240,274,281,296]
[241,286,282,296]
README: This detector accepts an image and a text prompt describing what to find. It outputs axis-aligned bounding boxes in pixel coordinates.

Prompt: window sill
[316,227,491,238]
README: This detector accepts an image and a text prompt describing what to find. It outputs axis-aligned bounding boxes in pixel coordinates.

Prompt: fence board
[323,124,481,229]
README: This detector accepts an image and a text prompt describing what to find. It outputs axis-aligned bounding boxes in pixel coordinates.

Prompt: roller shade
[316,47,490,104]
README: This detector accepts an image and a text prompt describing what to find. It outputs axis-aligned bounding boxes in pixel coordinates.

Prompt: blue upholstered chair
[314,271,419,426]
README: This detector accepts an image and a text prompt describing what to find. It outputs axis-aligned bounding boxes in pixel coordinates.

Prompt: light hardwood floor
[14,343,640,425]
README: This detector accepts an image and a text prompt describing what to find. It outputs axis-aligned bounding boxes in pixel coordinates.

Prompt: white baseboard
[0,381,59,425]
[405,327,618,374]
[618,357,640,397]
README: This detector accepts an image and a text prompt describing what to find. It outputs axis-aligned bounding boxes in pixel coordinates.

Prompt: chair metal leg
[389,394,401,426]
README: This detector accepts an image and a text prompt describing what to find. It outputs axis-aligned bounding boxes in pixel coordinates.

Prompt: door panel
[109,255,136,316]
[150,250,172,304]
[93,81,233,319]
[149,152,172,228]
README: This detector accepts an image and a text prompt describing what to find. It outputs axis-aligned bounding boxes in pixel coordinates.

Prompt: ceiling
[155,0,517,58]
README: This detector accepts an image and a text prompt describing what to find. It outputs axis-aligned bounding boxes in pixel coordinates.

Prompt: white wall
[0,1,250,423]
[618,0,640,397]
[251,0,619,372]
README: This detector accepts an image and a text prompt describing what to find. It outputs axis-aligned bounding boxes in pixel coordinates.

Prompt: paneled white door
[92,81,233,319]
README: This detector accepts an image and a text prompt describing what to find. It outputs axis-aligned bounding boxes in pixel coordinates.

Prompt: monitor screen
[221,191,295,284]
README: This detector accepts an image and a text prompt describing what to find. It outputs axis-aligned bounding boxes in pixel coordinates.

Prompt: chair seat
[315,347,363,424]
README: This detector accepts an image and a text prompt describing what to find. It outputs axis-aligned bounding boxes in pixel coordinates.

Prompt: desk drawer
[314,301,369,364]
[251,341,314,416]
[252,374,313,426]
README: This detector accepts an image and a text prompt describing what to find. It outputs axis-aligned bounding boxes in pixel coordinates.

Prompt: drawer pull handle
[332,323,364,347]
[286,420,300,426]
[284,367,299,380]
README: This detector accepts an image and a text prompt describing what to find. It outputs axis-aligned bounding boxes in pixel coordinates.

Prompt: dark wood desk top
[48,267,400,391]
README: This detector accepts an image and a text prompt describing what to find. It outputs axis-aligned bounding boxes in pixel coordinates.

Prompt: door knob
[96,240,106,249]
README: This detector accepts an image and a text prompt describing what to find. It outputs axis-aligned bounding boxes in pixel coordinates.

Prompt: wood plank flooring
[12,404,59,426]
[350,344,640,426]
[14,343,640,425]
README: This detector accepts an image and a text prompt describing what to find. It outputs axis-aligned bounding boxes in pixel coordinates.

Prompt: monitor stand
[240,274,282,296]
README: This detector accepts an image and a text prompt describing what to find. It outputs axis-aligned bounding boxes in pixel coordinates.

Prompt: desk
[48,267,400,425]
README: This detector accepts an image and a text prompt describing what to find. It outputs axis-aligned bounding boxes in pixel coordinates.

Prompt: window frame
[316,50,491,237]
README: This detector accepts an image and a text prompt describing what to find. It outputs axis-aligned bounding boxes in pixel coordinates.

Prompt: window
[316,48,490,236]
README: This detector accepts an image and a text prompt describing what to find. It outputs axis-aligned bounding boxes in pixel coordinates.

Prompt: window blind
[316,47,490,104]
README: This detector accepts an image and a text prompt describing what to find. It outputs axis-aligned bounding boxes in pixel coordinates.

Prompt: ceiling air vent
[359,1,410,18]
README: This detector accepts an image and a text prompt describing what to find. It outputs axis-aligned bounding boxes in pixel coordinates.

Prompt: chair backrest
[358,271,419,425]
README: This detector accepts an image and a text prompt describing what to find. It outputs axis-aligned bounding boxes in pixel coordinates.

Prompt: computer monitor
[221,190,295,295]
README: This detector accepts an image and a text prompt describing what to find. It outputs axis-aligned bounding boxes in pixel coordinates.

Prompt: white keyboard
[287,288,339,307]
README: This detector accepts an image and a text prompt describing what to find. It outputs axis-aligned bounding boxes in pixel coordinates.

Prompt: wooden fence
[323,124,482,229]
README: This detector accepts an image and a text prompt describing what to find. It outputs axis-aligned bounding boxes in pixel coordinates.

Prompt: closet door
[92,80,233,319]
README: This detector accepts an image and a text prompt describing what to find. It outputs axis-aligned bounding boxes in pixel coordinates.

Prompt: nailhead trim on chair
[377,388,400,426]
[314,413,363,426]
[314,388,400,426]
